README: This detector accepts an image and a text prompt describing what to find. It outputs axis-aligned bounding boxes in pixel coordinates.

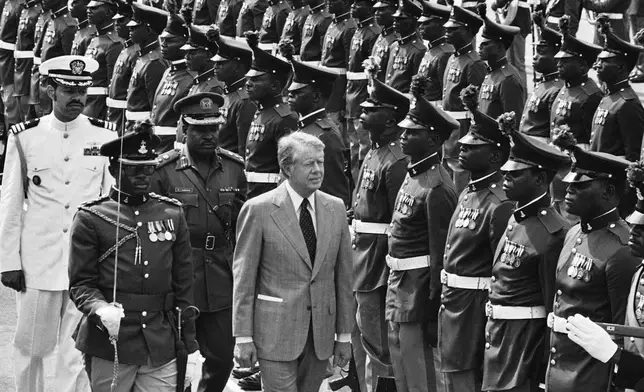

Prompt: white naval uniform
[0,113,115,392]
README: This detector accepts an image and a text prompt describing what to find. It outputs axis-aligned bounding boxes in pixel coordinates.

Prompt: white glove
[566,314,618,363]
[185,350,201,386]
[96,303,125,338]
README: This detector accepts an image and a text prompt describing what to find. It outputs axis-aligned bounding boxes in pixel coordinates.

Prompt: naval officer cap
[100,120,161,165]
[597,14,644,70]
[174,92,226,125]
[554,15,602,65]
[444,5,483,31]
[626,161,644,225]
[39,55,99,86]
[418,0,450,23]
[126,2,169,35]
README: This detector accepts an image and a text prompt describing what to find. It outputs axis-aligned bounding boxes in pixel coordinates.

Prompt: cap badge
[570,152,576,163]
[410,97,417,110]
[70,59,86,75]
[138,140,148,154]
[200,98,214,109]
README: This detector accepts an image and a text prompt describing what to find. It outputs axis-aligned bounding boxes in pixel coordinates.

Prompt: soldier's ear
[46,84,56,101]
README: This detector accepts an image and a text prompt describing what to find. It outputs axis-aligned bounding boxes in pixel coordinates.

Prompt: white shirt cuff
[236,336,254,344]
[335,333,351,343]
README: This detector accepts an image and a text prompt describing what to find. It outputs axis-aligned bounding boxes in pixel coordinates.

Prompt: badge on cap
[410,97,417,110]
[200,98,213,109]
[138,140,148,154]
[70,59,86,75]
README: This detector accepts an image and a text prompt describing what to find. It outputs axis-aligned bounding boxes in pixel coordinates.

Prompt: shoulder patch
[10,118,40,134]
[274,103,293,117]
[315,117,334,129]
[607,219,630,245]
[80,195,109,208]
[156,148,181,168]
[149,192,183,207]
[218,148,245,165]
[618,87,638,101]
[386,141,406,161]
[488,180,508,202]
[537,207,566,234]
[88,117,117,131]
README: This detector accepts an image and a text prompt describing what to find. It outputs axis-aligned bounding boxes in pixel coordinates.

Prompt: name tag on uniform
[174,187,194,193]
[84,142,102,156]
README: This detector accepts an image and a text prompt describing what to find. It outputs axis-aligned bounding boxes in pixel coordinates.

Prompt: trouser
[507,34,528,96]
[15,95,31,123]
[443,118,471,194]
[107,107,126,135]
[13,288,89,392]
[388,320,442,392]
[628,13,644,71]
[91,356,177,392]
[347,118,371,186]
[2,84,21,127]
[257,326,329,392]
[195,308,235,392]
[440,369,482,392]
[353,288,393,392]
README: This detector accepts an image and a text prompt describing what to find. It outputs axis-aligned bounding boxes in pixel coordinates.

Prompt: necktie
[300,198,317,265]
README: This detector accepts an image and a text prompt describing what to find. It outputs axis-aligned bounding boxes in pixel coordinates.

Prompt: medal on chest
[284,14,293,32]
[555,99,572,117]
[375,44,388,63]
[304,20,314,37]
[417,58,429,76]
[195,0,205,10]
[71,40,80,54]
[351,35,361,53]
[84,141,102,156]
[35,21,44,39]
[161,80,179,95]
[527,93,540,112]
[392,53,408,71]
[455,206,479,229]
[86,46,99,59]
[147,219,176,243]
[240,2,249,15]
[1,8,9,24]
[218,3,229,20]
[447,66,461,83]
[249,122,265,142]
[567,251,593,283]
[219,106,228,118]
[114,58,125,75]
[360,169,376,190]
[395,191,414,216]
[18,15,28,32]
[636,280,644,323]
[322,35,336,58]
[480,83,494,100]
[594,108,609,126]
[500,240,525,268]
[45,27,55,44]
[262,7,273,29]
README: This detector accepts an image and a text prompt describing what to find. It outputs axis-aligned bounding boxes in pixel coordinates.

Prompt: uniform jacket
[244,95,297,199]
[150,146,247,312]
[84,24,124,119]
[70,20,95,55]
[550,75,602,145]
[187,67,225,96]
[0,0,22,86]
[345,17,379,118]
[40,6,77,62]
[483,195,569,390]
[546,209,640,392]
[439,172,514,371]
[14,1,40,97]
[68,189,198,366]
[477,57,525,127]
[27,8,48,105]
[280,5,310,54]
[416,37,454,102]
[370,25,396,82]
[232,183,354,361]
[353,133,408,292]
[215,0,243,36]
[297,108,350,206]
[545,0,582,35]
[519,72,563,139]
[442,43,487,111]
[299,5,332,61]
[258,0,291,44]
[150,60,195,127]
[384,32,426,95]
[0,114,114,290]
[320,12,355,113]
[219,77,256,154]
[589,80,644,161]
[189,0,220,26]
[109,40,140,102]
[127,41,168,114]
[621,264,644,390]
[387,153,457,323]
[496,0,531,35]
[236,0,268,37]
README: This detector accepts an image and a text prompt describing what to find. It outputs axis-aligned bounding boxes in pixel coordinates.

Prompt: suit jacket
[232,182,354,361]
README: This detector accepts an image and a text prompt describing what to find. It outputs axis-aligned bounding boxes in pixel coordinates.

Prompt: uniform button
[142,311,147,316]
[357,194,360,199]
[352,244,356,249]
[144,260,149,266]
[555,302,560,308]
[550,359,556,365]
[63,133,69,139]
[354,202,358,207]
[440,304,445,310]
[610,223,616,228]
[485,343,490,349]
[446,244,450,249]
[135,211,140,215]
[441,294,445,299]
[571,248,576,254]
[508,225,513,231]
[63,228,68,233]
[65,204,70,209]
[246,149,250,154]
[557,289,562,295]
[144,273,149,278]
[464,196,468,201]
[637,292,642,298]
[551,347,556,353]
[65,180,70,185]
[137,222,142,227]
[491,276,496,282]
[390,223,394,227]
[387,233,392,237]
[576,238,582,244]
[64,157,70,162]
[631,337,636,342]
[142,323,147,328]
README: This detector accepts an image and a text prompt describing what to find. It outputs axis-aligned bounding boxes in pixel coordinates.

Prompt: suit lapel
[311,193,332,278]
[271,184,313,269]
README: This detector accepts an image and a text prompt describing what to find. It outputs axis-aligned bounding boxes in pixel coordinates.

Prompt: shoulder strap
[12,134,29,197]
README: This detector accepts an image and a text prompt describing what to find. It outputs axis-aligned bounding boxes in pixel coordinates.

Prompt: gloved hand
[1,270,26,292]
[566,314,618,363]
[185,350,202,386]
[96,303,125,337]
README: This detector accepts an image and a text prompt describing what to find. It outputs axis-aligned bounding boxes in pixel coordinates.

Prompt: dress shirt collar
[285,181,316,216]
[50,113,85,131]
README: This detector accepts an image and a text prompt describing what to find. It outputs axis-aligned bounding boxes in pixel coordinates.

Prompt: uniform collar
[224,77,246,94]
[176,144,222,171]
[25,0,38,7]
[109,187,149,206]
[455,42,473,57]
[427,36,446,49]
[171,59,188,72]
[49,112,85,130]
[398,32,417,45]
[78,19,90,29]
[564,73,589,88]
[381,25,394,37]
[298,108,326,128]
[487,57,508,72]
[257,94,283,109]
[124,39,134,48]
[607,78,631,94]
[408,153,439,176]
[96,23,114,35]
[467,171,501,192]
[535,71,559,83]
[332,11,350,23]
[371,130,398,148]
[357,16,374,28]
[139,40,160,56]
[310,2,325,13]
[580,207,619,234]
[51,6,68,18]
[513,192,549,222]
[194,67,216,84]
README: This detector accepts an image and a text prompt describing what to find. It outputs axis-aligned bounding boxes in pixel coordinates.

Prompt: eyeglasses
[121,165,156,176]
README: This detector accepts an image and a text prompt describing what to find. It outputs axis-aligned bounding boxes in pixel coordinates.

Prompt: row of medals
[147,220,176,242]
[567,252,593,283]
[500,241,525,268]
[455,207,479,229]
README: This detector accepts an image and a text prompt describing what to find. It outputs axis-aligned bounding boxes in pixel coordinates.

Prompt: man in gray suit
[232,132,354,392]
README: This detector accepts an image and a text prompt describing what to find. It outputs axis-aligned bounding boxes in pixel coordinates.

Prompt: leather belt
[517,1,529,7]
[301,60,320,67]
[546,16,561,24]
[440,269,491,290]
[192,234,228,250]
[547,313,568,333]
[102,290,174,312]
[319,65,347,75]
[353,220,390,235]
[154,125,177,135]
[443,110,469,120]
[386,254,430,271]
[107,98,127,108]
[603,13,623,19]
[258,42,278,55]
[87,87,108,95]
[33,57,41,65]
[0,40,16,50]
[485,302,547,319]
[347,71,367,80]
[126,110,150,121]
[14,50,33,58]
[244,171,282,183]
[461,1,477,7]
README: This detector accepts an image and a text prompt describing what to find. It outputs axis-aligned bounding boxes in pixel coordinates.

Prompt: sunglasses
[121,165,156,176]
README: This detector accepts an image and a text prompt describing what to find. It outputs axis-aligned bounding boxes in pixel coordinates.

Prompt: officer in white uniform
[0,55,116,392]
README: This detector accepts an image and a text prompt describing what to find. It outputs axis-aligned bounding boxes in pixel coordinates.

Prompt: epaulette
[79,195,109,208]
[106,30,121,42]
[488,180,508,202]
[149,192,183,207]
[579,81,602,97]
[237,88,249,99]
[156,148,181,168]
[62,14,77,27]
[466,50,481,62]
[500,65,516,77]
[422,164,444,188]
[274,103,292,118]
[321,10,332,18]
[315,117,334,129]
[367,24,381,35]
[618,87,638,101]
[386,140,406,161]
[537,206,567,234]
[278,1,290,11]
[10,118,40,134]
[148,50,162,61]
[218,147,244,165]
[607,219,629,245]
[412,39,426,51]
[88,117,117,131]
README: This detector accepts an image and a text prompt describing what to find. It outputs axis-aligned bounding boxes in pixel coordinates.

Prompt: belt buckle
[485,302,493,318]
[440,270,447,285]
[205,235,216,250]
[547,312,554,328]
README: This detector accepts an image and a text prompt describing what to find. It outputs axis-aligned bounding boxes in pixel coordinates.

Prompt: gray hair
[278,132,325,176]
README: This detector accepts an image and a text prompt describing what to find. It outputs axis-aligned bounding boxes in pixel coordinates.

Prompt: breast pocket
[27,164,52,191]
[170,191,199,216]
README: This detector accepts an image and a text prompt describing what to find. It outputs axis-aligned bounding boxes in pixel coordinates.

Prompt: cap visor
[418,15,430,22]
[288,81,309,91]
[181,43,197,50]
[87,1,102,7]
[444,19,464,28]
[160,30,172,38]
[554,50,574,59]
[501,160,533,172]
[597,50,618,60]
[360,100,382,109]
[562,172,594,183]
[398,117,425,129]
[393,11,410,18]
[458,133,489,145]
[126,20,140,27]
[626,209,644,225]
[118,157,159,165]
[245,68,267,77]
[373,1,392,7]
[113,13,124,19]
[211,54,229,62]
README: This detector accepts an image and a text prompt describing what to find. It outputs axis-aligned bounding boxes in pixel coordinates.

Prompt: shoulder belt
[315,117,334,129]
[218,148,245,165]
[274,104,292,117]
[78,203,140,263]
[618,88,638,101]
[149,192,183,207]
[488,181,508,202]
[10,118,40,134]
[88,117,117,131]
[537,207,566,234]
[386,141,406,161]
[156,148,182,168]
[608,220,630,245]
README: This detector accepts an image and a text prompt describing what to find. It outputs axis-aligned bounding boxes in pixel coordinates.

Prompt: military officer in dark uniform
[151,93,246,392]
[208,30,256,154]
[475,5,524,127]
[284,46,350,205]
[84,0,124,120]
[483,114,571,392]
[107,2,139,132]
[383,0,425,94]
[544,0,582,36]
[370,0,396,81]
[70,0,95,55]
[243,31,297,198]
[68,121,201,391]
[438,99,514,392]
[298,0,331,61]
[590,16,644,162]
[150,13,195,152]
[518,11,563,143]
[546,131,640,392]
[184,25,224,96]
[125,3,168,124]
[236,0,268,37]
[388,75,459,392]
[26,1,48,119]
[185,0,220,26]
[0,0,23,127]
[13,0,41,122]
[257,0,291,53]
[279,0,309,54]
[345,0,379,185]
[415,1,453,102]
[442,5,485,194]
[213,0,242,37]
